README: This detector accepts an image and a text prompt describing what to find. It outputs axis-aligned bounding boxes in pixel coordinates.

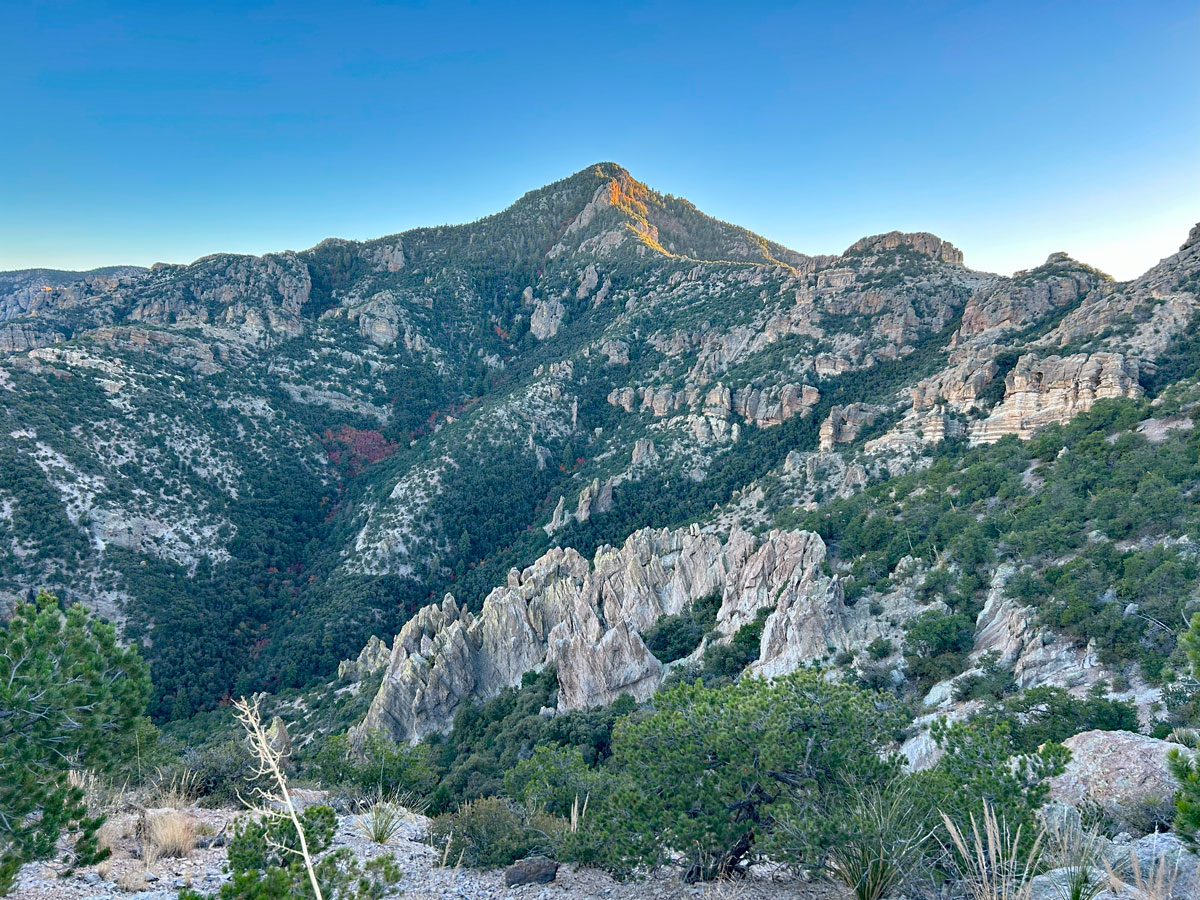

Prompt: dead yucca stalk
[569,792,589,833]
[940,803,1044,900]
[233,696,324,900]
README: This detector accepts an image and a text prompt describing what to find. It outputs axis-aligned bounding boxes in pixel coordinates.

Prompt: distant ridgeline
[1,161,1198,724]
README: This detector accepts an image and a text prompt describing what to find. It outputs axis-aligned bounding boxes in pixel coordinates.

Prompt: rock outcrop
[819,403,881,450]
[846,231,964,266]
[971,353,1142,443]
[1047,730,1186,834]
[530,295,566,340]
[956,254,1102,340]
[349,525,847,745]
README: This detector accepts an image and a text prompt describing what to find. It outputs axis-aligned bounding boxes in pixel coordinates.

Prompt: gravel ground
[13,803,848,900]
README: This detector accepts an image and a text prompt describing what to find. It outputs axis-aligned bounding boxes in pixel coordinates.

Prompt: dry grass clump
[68,767,123,812]
[940,803,1043,900]
[148,768,201,809]
[117,869,149,891]
[143,810,198,861]
[96,817,131,854]
[1102,850,1181,900]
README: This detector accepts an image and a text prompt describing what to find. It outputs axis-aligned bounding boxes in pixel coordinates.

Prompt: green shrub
[504,745,604,819]
[915,718,1069,838]
[581,669,909,880]
[179,737,266,807]
[978,685,1138,754]
[308,732,438,801]
[866,637,894,660]
[641,590,721,663]
[903,610,975,687]
[181,804,401,899]
[696,607,770,682]
[429,797,564,867]
[1171,612,1200,848]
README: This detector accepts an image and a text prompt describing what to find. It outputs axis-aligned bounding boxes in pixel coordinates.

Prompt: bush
[979,685,1138,754]
[696,607,771,682]
[1171,613,1200,848]
[430,797,564,867]
[914,718,1069,839]
[309,732,438,802]
[903,610,975,687]
[641,590,721,663]
[182,804,401,900]
[503,745,604,819]
[178,737,266,806]
[582,669,909,880]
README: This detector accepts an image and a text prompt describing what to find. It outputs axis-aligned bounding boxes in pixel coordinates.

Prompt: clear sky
[2,1,1196,279]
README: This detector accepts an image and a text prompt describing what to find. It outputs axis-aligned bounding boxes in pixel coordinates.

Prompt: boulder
[504,856,558,886]
[1047,730,1186,834]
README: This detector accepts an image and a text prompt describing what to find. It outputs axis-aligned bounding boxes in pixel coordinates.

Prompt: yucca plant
[1044,819,1104,900]
[940,802,1044,900]
[824,782,931,900]
[355,797,406,845]
[827,843,904,900]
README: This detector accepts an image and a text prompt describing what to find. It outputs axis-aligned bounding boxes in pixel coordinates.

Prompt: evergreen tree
[1170,612,1200,847]
[0,592,152,895]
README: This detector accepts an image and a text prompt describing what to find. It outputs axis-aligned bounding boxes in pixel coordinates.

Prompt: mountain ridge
[0,163,1196,725]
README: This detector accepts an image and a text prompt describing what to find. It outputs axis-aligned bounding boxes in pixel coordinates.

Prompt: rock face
[819,403,881,450]
[530,295,566,340]
[0,323,65,353]
[337,635,391,680]
[971,353,1143,443]
[350,525,846,745]
[957,254,1102,340]
[1047,730,1186,834]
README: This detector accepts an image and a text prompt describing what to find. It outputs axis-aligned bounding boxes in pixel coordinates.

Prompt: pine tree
[1170,612,1200,847]
[0,591,152,894]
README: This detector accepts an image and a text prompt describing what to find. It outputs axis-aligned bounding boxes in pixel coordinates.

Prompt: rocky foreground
[14,779,1200,900]
[13,796,843,900]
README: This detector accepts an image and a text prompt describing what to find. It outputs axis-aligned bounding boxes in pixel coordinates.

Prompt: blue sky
[1,1,1196,279]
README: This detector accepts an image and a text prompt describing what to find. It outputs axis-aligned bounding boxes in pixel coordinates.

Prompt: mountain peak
[844,231,964,265]
[524,163,812,269]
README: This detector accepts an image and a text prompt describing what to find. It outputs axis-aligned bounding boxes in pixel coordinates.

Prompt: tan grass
[144,810,197,860]
[940,803,1043,900]
[149,768,201,809]
[96,818,127,854]
[117,869,149,891]
[1103,849,1181,900]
